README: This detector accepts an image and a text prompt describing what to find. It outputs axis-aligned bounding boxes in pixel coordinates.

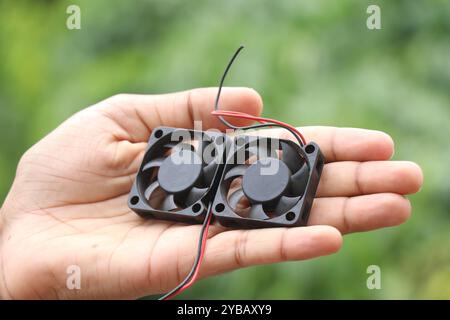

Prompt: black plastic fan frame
[211,135,325,229]
[128,126,230,224]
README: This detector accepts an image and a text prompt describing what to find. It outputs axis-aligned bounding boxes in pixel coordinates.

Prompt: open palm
[0,88,422,299]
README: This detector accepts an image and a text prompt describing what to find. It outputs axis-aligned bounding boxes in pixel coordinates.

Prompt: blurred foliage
[1,0,449,299]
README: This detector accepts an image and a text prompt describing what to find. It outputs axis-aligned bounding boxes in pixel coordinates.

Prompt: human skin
[0,87,423,299]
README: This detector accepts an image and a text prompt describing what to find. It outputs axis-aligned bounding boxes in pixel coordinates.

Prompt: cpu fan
[211,135,325,228]
[128,127,229,224]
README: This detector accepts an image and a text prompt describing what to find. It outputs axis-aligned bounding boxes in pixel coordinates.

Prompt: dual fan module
[128,46,326,298]
[128,46,324,230]
[128,126,324,229]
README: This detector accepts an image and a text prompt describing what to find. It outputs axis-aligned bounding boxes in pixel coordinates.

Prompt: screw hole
[215,203,225,213]
[305,144,315,154]
[192,203,202,213]
[286,211,296,221]
[130,196,139,205]
[153,129,163,138]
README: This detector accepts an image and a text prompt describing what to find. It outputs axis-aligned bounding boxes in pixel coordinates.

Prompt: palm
[0,88,422,299]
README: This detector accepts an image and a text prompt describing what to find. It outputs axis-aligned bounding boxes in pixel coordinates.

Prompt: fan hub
[158,150,202,194]
[242,158,290,203]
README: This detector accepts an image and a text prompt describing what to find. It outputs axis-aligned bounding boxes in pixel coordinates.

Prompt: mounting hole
[305,144,315,154]
[192,203,202,213]
[286,212,296,221]
[153,129,163,138]
[130,196,139,205]
[215,203,225,213]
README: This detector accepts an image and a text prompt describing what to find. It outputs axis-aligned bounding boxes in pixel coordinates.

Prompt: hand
[0,88,423,299]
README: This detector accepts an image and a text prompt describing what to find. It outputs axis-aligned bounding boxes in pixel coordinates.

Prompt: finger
[148,193,408,293]
[200,225,342,278]
[96,87,263,142]
[317,161,423,197]
[253,126,395,162]
[308,193,411,234]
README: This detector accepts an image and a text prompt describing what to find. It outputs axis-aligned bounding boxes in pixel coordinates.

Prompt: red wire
[162,212,213,300]
[211,110,307,145]
[212,110,270,124]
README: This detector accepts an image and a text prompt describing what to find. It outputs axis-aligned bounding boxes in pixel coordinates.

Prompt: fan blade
[290,163,309,196]
[249,204,269,220]
[228,189,245,209]
[185,187,208,206]
[275,195,301,216]
[162,141,179,149]
[142,158,164,172]
[160,194,178,211]
[224,165,248,180]
[281,141,302,173]
[172,142,195,153]
[164,141,194,154]
[202,161,217,185]
[144,181,160,200]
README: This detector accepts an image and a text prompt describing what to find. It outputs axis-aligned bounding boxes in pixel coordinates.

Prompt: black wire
[214,45,245,130]
[214,45,305,148]
[158,204,213,300]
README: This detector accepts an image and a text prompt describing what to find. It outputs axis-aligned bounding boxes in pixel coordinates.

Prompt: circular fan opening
[139,131,221,212]
[222,138,308,220]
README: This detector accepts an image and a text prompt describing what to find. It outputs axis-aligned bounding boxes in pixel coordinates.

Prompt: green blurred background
[1,0,449,299]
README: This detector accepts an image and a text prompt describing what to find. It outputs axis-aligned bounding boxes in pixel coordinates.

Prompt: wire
[213,45,306,147]
[158,206,213,300]
[211,110,307,146]
[213,45,245,130]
